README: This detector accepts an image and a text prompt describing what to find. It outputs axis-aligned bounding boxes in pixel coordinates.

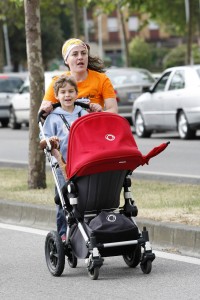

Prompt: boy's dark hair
[54,75,78,96]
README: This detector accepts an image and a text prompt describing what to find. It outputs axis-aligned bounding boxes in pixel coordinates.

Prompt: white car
[9,71,63,129]
[0,74,25,127]
[106,67,155,124]
[132,65,200,139]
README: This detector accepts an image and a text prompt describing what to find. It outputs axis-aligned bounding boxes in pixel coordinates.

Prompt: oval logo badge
[105,134,115,141]
[106,214,116,222]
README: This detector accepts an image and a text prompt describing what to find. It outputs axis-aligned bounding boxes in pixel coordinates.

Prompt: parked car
[106,67,155,124]
[0,74,25,127]
[9,71,63,129]
[132,65,200,139]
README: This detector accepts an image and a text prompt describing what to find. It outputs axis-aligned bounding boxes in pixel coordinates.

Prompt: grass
[0,167,199,226]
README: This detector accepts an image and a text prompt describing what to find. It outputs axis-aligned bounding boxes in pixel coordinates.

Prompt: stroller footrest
[101,239,139,248]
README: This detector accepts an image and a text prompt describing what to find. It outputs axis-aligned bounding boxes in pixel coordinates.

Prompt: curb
[0,199,199,258]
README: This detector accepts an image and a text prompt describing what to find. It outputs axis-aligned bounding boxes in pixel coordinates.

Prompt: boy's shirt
[40,105,88,162]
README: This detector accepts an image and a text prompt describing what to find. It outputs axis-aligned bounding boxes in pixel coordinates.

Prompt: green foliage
[163,44,200,69]
[129,37,153,69]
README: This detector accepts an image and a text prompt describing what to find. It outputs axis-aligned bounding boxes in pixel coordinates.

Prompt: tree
[129,37,153,69]
[87,0,131,66]
[134,0,200,65]
[24,0,46,189]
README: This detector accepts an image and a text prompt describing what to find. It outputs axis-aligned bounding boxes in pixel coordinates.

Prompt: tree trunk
[0,21,4,72]
[186,0,193,64]
[24,0,46,189]
[72,0,79,37]
[117,5,130,67]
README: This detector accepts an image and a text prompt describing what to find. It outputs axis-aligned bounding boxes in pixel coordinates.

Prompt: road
[0,223,200,300]
[0,127,200,183]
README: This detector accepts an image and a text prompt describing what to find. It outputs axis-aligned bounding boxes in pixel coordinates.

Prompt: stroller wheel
[45,231,65,276]
[88,267,100,280]
[67,252,77,268]
[123,245,141,268]
[140,260,152,274]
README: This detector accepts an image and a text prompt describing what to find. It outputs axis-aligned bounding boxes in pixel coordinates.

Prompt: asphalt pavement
[0,198,199,259]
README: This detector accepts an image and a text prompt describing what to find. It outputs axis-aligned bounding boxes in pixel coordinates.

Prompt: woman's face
[66,45,88,73]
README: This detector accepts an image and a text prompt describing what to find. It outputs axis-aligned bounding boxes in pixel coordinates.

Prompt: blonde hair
[62,38,105,73]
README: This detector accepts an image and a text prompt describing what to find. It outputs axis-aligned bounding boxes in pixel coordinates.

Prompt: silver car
[106,67,155,124]
[132,65,200,139]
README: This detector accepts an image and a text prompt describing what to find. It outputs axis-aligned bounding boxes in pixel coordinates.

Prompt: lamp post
[3,22,12,71]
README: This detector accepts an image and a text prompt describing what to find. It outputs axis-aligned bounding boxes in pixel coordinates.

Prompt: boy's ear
[54,93,59,100]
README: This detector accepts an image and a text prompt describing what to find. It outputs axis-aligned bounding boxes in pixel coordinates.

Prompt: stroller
[38,103,169,280]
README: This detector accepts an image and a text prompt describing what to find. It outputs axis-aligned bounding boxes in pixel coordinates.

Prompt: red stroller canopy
[66,113,143,179]
[66,113,169,179]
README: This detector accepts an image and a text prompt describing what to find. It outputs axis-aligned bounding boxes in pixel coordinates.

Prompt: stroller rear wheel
[123,245,141,268]
[88,267,100,280]
[45,231,65,276]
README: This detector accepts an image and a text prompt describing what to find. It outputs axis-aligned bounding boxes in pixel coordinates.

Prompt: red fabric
[66,113,144,179]
[142,142,170,165]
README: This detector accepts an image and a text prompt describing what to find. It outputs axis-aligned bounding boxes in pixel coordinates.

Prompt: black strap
[59,111,82,131]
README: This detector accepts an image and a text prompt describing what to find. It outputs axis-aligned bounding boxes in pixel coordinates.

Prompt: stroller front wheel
[67,252,77,268]
[140,260,152,274]
[45,231,65,276]
[88,267,100,280]
[123,245,141,268]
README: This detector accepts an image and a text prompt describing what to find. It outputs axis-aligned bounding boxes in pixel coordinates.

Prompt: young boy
[40,75,88,242]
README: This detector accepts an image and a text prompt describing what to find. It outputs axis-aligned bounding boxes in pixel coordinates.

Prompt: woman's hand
[39,100,53,116]
[89,103,102,112]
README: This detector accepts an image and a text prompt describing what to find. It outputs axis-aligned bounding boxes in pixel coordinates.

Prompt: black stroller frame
[38,103,156,280]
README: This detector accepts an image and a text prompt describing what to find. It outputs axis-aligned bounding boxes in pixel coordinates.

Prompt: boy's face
[56,83,77,110]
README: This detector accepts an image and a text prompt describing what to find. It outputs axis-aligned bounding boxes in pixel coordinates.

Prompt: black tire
[177,111,196,139]
[88,267,100,280]
[67,251,77,268]
[140,260,152,274]
[123,245,141,268]
[1,119,9,128]
[45,231,65,276]
[9,108,21,129]
[135,111,151,138]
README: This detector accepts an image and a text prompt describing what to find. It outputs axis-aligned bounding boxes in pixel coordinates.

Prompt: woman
[40,38,118,114]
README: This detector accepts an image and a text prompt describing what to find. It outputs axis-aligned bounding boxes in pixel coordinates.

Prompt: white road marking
[1,222,200,266]
[135,170,200,180]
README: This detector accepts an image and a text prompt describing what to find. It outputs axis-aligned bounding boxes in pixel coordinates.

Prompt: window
[154,72,171,92]
[128,16,139,31]
[168,71,185,90]
[107,17,118,32]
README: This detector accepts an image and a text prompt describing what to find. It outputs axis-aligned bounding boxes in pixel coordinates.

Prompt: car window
[168,70,185,90]
[195,68,200,79]
[107,70,154,85]
[20,86,29,93]
[153,71,171,92]
[0,77,23,93]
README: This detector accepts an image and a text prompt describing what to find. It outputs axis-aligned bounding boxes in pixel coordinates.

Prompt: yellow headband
[62,38,88,61]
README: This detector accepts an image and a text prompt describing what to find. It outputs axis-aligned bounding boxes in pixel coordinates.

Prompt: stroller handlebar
[37,101,90,123]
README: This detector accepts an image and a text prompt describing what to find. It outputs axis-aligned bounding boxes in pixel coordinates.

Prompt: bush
[129,37,168,72]
[163,44,200,69]
[129,37,153,70]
